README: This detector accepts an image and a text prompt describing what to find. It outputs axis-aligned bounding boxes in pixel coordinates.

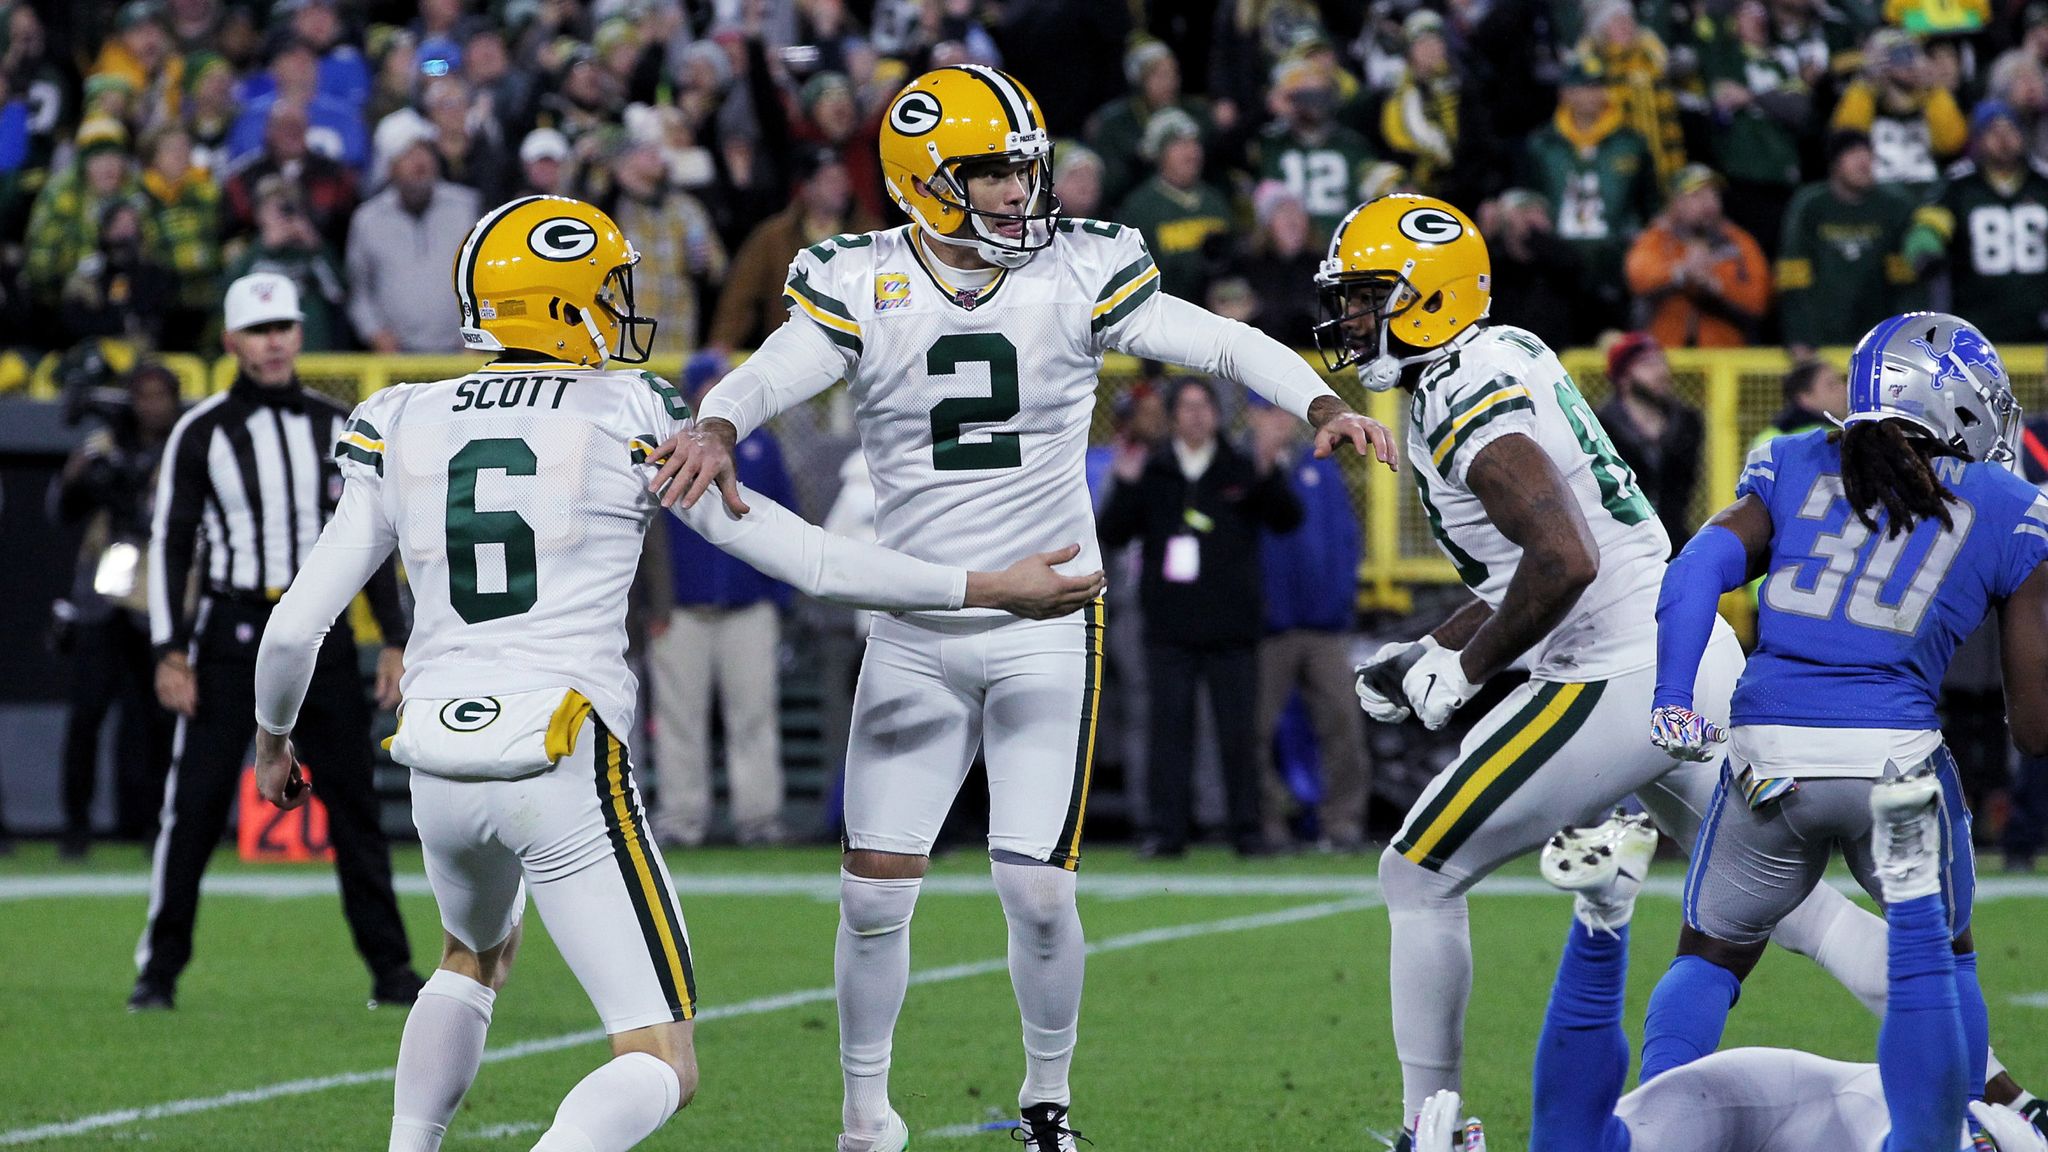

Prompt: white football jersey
[333,364,695,735]
[781,219,1162,617]
[1406,325,1671,680]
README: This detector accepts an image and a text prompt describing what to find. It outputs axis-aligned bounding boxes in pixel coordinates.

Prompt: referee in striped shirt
[134,272,421,1011]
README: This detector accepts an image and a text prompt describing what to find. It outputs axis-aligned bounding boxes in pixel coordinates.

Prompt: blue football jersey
[1733,429,2048,728]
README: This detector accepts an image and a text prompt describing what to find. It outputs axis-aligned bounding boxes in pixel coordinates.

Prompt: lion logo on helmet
[1909,324,2004,394]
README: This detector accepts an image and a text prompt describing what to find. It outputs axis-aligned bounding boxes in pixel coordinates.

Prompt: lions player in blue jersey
[1642,313,2048,1102]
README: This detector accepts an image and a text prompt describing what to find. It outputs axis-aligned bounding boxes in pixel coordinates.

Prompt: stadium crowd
[6,0,2048,361]
[11,0,2048,862]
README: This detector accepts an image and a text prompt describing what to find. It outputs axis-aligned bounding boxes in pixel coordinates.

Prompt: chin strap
[1358,324,1484,393]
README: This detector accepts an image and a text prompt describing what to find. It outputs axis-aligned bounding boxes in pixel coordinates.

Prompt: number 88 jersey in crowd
[775,218,1162,617]
[1407,324,1674,679]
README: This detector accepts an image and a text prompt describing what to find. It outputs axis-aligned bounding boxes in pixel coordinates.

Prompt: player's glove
[1649,704,1727,762]
[1403,640,1478,731]
[1971,1101,2048,1152]
[1355,639,1429,723]
[1412,1089,1486,1151]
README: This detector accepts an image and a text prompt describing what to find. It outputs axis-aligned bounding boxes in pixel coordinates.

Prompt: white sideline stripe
[0,897,1379,1146]
[2012,992,2048,1009]
[9,871,2048,902]
[461,1121,545,1140]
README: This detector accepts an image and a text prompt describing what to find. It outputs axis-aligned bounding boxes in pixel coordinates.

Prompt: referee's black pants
[137,600,413,991]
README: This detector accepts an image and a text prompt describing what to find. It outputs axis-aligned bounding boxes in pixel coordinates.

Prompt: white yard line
[7,871,2048,902]
[2011,992,2048,1009]
[0,897,1379,1146]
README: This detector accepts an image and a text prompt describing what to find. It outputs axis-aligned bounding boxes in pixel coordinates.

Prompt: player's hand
[649,417,749,515]
[1354,638,1427,723]
[1413,1088,1486,1151]
[253,730,311,810]
[155,652,197,717]
[1403,639,1478,731]
[1313,408,1399,469]
[373,645,404,711]
[967,543,1106,619]
[1970,1101,2048,1152]
[1649,704,1727,762]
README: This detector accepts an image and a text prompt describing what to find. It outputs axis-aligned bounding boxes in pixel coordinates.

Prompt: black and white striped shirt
[148,374,406,655]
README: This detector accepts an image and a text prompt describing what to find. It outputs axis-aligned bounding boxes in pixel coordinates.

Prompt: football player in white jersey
[248,196,1105,1152]
[1322,194,1917,1147]
[648,65,1396,1152]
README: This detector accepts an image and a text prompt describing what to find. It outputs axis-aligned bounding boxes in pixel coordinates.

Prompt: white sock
[390,969,497,1152]
[991,859,1084,1110]
[529,1052,680,1152]
[1380,848,1471,1120]
[838,871,922,1136]
[1770,881,1889,1016]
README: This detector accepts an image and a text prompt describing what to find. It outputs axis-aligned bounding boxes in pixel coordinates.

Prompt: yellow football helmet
[880,65,1058,268]
[1313,193,1491,391]
[454,195,656,366]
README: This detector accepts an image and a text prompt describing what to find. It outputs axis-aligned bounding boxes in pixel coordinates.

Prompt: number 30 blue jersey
[1734,429,2048,729]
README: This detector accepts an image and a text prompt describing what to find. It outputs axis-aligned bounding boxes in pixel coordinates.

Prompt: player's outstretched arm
[1104,290,1396,468]
[2000,562,2048,757]
[1650,496,1772,759]
[671,484,1104,615]
[253,481,396,806]
[650,317,847,512]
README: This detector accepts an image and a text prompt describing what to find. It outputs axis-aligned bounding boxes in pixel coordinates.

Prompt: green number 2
[446,438,539,623]
[928,333,1023,471]
[1552,378,1654,527]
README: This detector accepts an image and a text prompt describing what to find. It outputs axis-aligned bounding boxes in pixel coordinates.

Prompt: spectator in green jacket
[1116,108,1234,304]
[25,117,152,313]
[1774,129,1921,354]
[1702,0,1812,255]
[1521,55,1660,335]
[1085,39,1227,210]
[139,125,221,349]
[224,175,348,352]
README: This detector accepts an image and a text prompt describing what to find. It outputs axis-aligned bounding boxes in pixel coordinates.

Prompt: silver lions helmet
[1844,311,2021,465]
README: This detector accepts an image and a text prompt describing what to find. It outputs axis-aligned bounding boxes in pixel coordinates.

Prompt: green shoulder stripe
[628,433,663,465]
[1435,397,1536,473]
[785,289,864,352]
[787,272,857,322]
[638,371,691,420]
[347,415,382,441]
[1094,254,1157,304]
[335,442,384,476]
[1424,376,1528,454]
[1090,273,1160,333]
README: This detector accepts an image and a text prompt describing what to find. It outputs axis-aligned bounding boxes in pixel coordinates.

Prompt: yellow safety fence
[13,342,2048,628]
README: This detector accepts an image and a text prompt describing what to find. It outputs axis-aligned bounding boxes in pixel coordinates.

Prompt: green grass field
[3,843,2044,1150]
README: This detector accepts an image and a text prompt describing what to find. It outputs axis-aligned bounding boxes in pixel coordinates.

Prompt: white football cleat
[837,1111,909,1152]
[1871,765,1943,904]
[1412,1088,1486,1151]
[1541,812,1658,935]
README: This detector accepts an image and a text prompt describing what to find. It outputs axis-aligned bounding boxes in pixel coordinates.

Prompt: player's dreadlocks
[1831,418,1964,539]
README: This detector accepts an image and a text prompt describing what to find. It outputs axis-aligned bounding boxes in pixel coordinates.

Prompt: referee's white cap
[223,272,305,333]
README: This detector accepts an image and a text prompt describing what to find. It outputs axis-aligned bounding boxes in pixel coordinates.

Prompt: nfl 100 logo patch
[874,273,912,311]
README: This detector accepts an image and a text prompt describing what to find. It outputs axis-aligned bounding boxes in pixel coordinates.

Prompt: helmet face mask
[593,260,657,364]
[920,149,1062,266]
[1313,272,1415,373]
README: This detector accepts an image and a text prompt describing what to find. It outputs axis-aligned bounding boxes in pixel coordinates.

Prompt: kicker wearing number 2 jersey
[685,66,1392,1152]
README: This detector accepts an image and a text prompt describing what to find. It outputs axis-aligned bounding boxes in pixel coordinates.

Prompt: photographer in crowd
[50,355,181,858]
